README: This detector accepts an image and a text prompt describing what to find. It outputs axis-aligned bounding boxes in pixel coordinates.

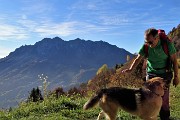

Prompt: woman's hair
[144,28,158,37]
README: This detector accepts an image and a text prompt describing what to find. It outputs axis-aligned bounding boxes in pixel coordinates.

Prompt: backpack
[143,29,172,71]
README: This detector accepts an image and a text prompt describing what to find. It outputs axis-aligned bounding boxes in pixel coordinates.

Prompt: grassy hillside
[0,84,180,120]
[0,86,180,120]
[0,59,180,120]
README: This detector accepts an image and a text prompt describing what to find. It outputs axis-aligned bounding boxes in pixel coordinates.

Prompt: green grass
[169,85,180,120]
[0,95,100,120]
[0,86,180,120]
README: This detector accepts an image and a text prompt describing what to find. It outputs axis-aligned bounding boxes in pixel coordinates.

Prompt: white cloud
[22,15,27,19]
[87,4,97,10]
[35,22,79,37]
[0,24,28,40]
[99,15,130,26]
[17,17,38,31]
[34,21,110,37]
[0,11,111,41]
[0,0,178,42]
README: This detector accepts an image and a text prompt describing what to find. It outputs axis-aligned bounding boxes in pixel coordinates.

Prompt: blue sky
[0,0,180,58]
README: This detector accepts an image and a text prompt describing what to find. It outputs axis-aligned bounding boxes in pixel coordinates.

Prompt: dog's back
[83,87,146,112]
[100,87,141,111]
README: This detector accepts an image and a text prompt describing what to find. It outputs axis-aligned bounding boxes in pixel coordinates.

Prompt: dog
[83,77,165,120]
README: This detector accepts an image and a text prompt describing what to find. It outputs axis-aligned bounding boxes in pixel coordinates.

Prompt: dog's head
[143,77,165,96]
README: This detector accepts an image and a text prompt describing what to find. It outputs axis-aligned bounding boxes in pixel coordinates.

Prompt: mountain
[0,37,133,108]
[168,24,180,53]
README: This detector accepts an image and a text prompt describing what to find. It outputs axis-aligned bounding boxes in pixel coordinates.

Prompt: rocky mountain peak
[0,38,133,108]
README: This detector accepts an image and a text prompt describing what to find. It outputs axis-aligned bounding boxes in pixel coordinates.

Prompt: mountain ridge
[0,37,133,108]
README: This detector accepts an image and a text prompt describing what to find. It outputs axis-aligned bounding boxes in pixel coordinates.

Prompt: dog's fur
[83,77,165,120]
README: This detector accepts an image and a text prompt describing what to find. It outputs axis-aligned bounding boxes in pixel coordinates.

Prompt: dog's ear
[149,77,163,82]
[146,77,163,84]
[143,77,163,88]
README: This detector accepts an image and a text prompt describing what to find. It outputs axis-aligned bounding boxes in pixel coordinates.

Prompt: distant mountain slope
[0,37,133,108]
[168,24,180,53]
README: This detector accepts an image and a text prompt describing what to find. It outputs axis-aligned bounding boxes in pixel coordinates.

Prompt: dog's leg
[102,102,118,120]
[106,109,118,120]
[97,111,104,120]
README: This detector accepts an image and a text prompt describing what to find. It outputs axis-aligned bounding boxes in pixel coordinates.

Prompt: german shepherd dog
[83,77,165,120]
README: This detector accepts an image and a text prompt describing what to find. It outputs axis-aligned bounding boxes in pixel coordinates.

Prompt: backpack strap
[160,38,173,72]
[160,39,169,56]
[158,29,171,56]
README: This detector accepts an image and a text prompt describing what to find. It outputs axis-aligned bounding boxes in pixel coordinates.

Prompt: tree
[126,55,130,62]
[96,64,108,75]
[54,87,64,98]
[96,64,109,89]
[67,87,80,96]
[115,64,123,70]
[79,83,88,96]
[28,87,43,102]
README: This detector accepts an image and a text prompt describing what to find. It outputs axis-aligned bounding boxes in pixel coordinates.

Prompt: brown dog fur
[83,77,165,120]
